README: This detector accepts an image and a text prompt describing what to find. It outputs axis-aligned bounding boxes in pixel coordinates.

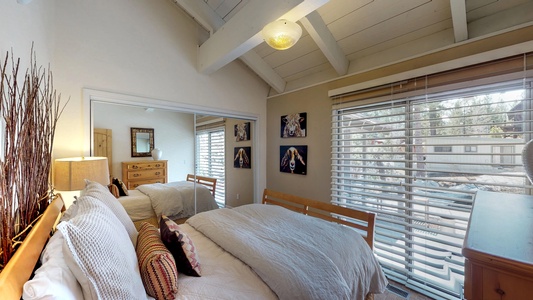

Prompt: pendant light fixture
[262,19,302,50]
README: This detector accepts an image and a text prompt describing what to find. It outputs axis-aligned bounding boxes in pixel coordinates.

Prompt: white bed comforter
[136,181,217,220]
[186,204,388,300]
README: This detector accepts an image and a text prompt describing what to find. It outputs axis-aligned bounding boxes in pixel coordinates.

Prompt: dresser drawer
[127,178,165,189]
[126,161,166,170]
[126,169,166,181]
[466,261,533,300]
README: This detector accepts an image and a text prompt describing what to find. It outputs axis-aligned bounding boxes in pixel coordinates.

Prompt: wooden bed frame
[262,189,376,249]
[0,194,65,300]
[186,174,217,196]
[0,189,377,299]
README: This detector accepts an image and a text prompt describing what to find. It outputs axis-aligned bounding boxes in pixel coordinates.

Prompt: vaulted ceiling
[171,0,533,96]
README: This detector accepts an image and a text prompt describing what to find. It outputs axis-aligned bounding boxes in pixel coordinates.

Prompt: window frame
[331,77,532,299]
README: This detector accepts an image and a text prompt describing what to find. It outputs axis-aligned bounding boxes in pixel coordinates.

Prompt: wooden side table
[462,191,533,299]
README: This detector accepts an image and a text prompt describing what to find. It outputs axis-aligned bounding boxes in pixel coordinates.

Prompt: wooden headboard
[186,174,217,196]
[262,189,376,249]
[0,194,65,300]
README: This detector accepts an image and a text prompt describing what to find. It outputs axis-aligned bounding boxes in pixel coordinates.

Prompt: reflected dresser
[121,160,167,189]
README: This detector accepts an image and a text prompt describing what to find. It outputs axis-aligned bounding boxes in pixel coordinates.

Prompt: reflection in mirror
[131,127,154,157]
[90,97,256,211]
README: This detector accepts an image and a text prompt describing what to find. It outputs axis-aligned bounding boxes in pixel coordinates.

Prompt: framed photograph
[234,121,251,141]
[281,112,306,138]
[280,145,307,175]
[234,146,251,168]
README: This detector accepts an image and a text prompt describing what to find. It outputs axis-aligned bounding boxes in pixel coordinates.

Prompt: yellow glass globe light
[262,19,302,50]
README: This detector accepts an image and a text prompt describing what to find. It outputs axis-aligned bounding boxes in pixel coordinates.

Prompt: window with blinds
[196,127,225,206]
[331,55,532,299]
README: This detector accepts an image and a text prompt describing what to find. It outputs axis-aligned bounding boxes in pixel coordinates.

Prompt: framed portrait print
[234,122,251,141]
[281,112,306,138]
[234,146,251,168]
[280,145,307,175]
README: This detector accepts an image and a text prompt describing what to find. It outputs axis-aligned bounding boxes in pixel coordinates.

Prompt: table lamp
[54,157,110,207]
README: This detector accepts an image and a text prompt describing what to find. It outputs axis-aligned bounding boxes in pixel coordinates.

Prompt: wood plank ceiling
[171,0,533,96]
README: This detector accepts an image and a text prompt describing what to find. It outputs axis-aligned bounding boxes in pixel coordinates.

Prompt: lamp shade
[262,19,302,50]
[54,157,110,191]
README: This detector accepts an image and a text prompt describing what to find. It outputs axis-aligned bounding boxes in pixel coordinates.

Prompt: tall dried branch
[0,46,67,269]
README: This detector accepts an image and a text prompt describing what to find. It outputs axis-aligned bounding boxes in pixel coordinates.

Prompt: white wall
[0,1,55,67]
[0,0,270,201]
[93,103,195,181]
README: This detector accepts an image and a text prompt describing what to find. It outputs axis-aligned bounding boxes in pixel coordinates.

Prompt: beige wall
[267,85,332,201]
[225,119,254,207]
[93,103,195,182]
[266,25,533,203]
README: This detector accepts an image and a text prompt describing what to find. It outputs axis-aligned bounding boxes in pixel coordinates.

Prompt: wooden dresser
[121,160,168,189]
[462,191,533,300]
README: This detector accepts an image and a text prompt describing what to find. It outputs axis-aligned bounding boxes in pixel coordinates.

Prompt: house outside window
[434,146,452,152]
[464,145,477,152]
[332,76,531,299]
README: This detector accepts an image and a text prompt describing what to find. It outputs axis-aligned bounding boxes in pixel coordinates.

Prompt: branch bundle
[0,46,66,270]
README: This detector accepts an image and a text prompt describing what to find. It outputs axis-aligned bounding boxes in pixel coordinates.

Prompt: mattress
[118,189,154,221]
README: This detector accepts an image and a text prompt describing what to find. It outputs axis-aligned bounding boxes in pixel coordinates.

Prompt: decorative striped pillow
[136,222,179,300]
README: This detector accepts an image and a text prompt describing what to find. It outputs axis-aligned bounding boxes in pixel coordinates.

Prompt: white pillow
[57,196,147,300]
[59,198,79,222]
[22,231,84,300]
[82,180,138,246]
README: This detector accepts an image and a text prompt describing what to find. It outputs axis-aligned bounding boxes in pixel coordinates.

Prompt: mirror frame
[131,127,154,157]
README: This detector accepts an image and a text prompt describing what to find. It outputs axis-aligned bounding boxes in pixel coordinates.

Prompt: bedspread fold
[186,204,388,300]
[137,183,184,220]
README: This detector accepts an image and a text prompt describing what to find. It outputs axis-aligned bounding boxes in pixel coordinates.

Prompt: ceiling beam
[172,0,286,93]
[300,11,349,75]
[198,0,329,75]
[240,52,286,92]
[450,0,468,42]
[171,0,221,34]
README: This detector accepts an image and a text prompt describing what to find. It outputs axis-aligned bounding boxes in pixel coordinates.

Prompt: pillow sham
[57,196,148,300]
[83,180,137,246]
[59,198,79,223]
[113,177,129,196]
[159,215,201,277]
[22,231,84,300]
[136,222,179,300]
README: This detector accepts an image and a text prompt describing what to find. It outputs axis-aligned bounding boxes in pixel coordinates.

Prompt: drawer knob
[133,174,140,177]
[132,165,138,169]
[155,172,161,175]
[495,288,505,296]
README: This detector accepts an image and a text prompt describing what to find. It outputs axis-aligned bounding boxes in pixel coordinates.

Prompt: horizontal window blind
[196,127,225,206]
[332,59,532,298]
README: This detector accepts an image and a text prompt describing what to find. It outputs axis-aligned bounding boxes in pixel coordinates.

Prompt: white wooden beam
[240,51,286,93]
[300,11,349,75]
[198,0,329,75]
[172,0,286,93]
[170,0,222,34]
[450,0,468,42]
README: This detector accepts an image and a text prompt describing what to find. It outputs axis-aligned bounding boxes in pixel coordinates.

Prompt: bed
[118,174,219,226]
[0,183,388,300]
